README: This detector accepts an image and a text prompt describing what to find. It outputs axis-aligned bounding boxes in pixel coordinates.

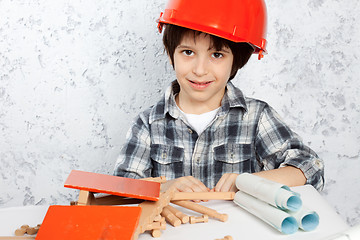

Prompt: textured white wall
[0,0,359,226]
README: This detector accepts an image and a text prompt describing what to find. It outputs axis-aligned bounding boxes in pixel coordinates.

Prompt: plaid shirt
[114,81,324,190]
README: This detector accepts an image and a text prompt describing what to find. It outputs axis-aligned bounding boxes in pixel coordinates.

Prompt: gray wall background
[1,0,359,227]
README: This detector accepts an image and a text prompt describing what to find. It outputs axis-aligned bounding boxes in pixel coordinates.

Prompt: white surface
[0,185,348,239]
[0,0,360,228]
[0,205,48,236]
[138,185,348,240]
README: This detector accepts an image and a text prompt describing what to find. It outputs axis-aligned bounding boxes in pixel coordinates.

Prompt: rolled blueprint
[235,173,302,211]
[234,191,298,234]
[288,206,319,231]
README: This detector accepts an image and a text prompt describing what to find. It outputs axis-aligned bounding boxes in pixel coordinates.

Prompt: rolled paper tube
[235,173,302,211]
[288,206,319,231]
[234,191,298,234]
[275,187,302,211]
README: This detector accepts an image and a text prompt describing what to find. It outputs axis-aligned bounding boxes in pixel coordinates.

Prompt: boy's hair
[163,24,254,80]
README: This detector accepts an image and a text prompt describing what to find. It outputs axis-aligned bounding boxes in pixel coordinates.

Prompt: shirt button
[161,152,167,159]
[188,128,193,134]
[196,157,200,164]
[315,159,323,168]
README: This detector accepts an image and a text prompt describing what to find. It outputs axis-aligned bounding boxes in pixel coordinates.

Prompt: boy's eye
[212,52,223,59]
[182,50,194,56]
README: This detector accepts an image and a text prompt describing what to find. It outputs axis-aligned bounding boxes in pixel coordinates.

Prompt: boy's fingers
[174,176,208,193]
[187,177,209,192]
[215,173,239,192]
[214,174,228,192]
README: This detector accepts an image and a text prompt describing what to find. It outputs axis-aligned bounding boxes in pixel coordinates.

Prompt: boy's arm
[215,104,324,192]
[214,166,306,192]
[255,104,324,190]
[113,114,153,179]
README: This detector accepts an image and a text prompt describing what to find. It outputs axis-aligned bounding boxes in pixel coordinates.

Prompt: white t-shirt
[178,107,220,135]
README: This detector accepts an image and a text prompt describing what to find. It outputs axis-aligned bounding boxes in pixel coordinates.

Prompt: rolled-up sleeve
[255,104,325,191]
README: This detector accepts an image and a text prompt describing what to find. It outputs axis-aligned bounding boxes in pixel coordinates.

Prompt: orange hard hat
[157,0,268,60]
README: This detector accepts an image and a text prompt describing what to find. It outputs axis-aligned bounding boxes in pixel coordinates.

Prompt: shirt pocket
[213,143,253,178]
[150,144,184,179]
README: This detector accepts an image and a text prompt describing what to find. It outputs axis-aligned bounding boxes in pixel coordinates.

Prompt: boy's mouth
[188,80,213,90]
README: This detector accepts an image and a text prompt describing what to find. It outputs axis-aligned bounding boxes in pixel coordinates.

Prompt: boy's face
[173,32,234,113]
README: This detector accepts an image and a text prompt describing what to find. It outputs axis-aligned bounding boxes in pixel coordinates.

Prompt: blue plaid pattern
[114,81,324,190]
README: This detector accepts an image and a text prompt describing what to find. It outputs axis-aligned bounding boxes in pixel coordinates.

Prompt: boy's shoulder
[134,95,167,126]
[244,96,269,109]
[227,82,270,111]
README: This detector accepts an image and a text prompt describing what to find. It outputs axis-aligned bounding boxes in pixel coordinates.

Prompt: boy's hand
[171,176,209,193]
[214,173,239,192]
[161,176,209,202]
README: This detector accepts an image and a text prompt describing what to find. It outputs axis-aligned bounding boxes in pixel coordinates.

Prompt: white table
[0,185,349,240]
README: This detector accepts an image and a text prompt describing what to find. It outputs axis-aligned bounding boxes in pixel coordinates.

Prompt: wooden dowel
[172,192,235,201]
[26,226,39,235]
[172,200,228,222]
[153,215,163,222]
[166,205,189,224]
[151,229,162,238]
[14,228,26,236]
[77,190,95,205]
[145,221,166,231]
[161,206,181,227]
[190,215,209,224]
[215,236,233,240]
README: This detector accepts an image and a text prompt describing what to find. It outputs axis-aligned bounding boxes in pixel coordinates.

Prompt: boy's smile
[173,32,234,115]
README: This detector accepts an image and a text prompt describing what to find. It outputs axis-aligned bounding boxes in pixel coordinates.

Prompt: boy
[114,0,324,192]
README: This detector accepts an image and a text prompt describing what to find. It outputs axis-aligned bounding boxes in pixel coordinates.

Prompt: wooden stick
[151,229,162,238]
[172,200,228,222]
[165,205,189,223]
[153,215,163,222]
[161,206,181,227]
[133,186,176,239]
[145,221,166,231]
[77,190,95,205]
[215,236,233,240]
[172,192,235,201]
[190,215,208,224]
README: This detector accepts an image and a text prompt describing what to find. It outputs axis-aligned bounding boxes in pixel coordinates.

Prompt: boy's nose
[192,57,209,77]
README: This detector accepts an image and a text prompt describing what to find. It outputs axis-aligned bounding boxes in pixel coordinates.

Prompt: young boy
[114,0,324,192]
